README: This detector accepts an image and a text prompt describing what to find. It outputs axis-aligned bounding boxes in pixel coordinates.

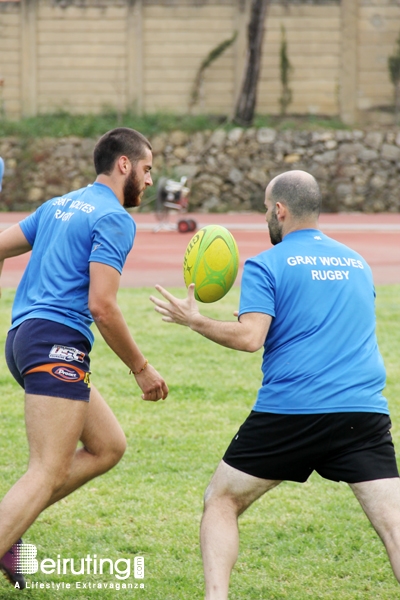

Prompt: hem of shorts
[222,458,290,482]
[222,458,400,485]
[343,474,400,484]
[251,407,390,415]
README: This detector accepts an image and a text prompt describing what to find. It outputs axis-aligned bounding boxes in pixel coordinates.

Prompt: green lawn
[0,285,399,599]
[0,111,348,139]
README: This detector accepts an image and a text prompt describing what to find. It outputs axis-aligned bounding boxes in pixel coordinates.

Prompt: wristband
[129,359,149,376]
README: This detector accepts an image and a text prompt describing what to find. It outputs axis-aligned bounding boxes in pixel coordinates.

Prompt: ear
[116,155,130,175]
[275,201,287,222]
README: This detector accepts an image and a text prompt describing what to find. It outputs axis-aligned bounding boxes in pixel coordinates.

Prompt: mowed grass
[0,285,399,600]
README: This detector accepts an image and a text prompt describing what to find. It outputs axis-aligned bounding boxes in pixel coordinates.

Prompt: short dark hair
[93,127,152,175]
[270,171,321,218]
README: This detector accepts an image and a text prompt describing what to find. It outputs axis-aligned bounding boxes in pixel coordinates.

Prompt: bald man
[151,170,400,599]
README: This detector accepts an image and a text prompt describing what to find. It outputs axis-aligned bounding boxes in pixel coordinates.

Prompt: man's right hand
[134,363,169,401]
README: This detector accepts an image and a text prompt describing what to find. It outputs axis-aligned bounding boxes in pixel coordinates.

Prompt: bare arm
[0,223,32,262]
[89,262,168,401]
[150,284,272,352]
[0,224,33,295]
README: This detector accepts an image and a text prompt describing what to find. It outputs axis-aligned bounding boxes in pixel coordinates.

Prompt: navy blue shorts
[223,411,399,484]
[5,319,91,402]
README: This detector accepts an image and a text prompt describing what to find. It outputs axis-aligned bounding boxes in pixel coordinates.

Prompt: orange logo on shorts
[25,363,90,386]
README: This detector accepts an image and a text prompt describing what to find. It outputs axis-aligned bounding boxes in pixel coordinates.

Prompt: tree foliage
[190,32,238,111]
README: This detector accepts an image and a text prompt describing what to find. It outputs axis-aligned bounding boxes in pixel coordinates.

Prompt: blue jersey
[12,183,135,346]
[239,229,388,415]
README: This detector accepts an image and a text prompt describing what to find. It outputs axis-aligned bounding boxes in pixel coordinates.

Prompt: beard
[268,209,283,245]
[123,169,144,208]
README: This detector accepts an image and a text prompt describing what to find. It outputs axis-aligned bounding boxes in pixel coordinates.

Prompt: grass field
[0,111,348,139]
[0,285,399,599]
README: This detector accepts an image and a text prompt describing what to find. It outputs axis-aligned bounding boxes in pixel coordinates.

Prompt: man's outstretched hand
[150,284,200,329]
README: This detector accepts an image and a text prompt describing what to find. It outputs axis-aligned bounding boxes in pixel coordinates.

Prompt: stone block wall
[1,128,400,213]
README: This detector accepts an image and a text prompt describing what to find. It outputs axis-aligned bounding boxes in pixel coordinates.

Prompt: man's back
[239,229,387,415]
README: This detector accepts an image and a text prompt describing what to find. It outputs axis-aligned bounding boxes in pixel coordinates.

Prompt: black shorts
[5,318,91,402]
[223,411,399,484]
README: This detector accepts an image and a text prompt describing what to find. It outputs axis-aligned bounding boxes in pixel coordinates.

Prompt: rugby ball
[183,225,239,303]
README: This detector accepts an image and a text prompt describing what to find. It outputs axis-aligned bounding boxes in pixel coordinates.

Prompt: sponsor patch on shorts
[25,363,91,387]
[49,344,85,363]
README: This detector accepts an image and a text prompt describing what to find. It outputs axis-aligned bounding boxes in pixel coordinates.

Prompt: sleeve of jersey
[238,256,276,318]
[89,212,136,274]
[18,205,42,246]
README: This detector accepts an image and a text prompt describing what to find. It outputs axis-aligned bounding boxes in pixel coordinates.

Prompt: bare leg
[0,393,88,556]
[0,385,126,555]
[46,385,126,506]
[201,461,281,600]
[350,477,400,582]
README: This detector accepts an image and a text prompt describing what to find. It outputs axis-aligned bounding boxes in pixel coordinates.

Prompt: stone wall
[1,128,400,213]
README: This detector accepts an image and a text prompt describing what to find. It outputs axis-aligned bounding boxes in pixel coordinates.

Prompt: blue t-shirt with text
[12,183,135,346]
[239,229,388,415]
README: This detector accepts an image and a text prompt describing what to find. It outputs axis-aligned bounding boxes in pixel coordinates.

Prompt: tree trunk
[233,0,269,127]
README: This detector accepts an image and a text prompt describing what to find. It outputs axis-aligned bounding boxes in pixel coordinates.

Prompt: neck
[95,174,124,205]
[282,218,319,238]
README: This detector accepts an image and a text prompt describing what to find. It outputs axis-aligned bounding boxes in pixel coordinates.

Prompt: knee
[52,465,73,493]
[29,460,74,495]
[109,431,127,466]
[203,482,243,517]
[203,481,217,507]
[96,430,127,471]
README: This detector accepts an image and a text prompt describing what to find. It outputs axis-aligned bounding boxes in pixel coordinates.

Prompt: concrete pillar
[127,0,143,114]
[340,0,358,125]
[20,0,38,117]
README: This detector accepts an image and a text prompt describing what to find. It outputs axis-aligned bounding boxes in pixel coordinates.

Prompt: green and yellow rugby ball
[183,225,239,303]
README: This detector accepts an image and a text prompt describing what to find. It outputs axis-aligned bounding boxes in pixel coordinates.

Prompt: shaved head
[268,170,321,219]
